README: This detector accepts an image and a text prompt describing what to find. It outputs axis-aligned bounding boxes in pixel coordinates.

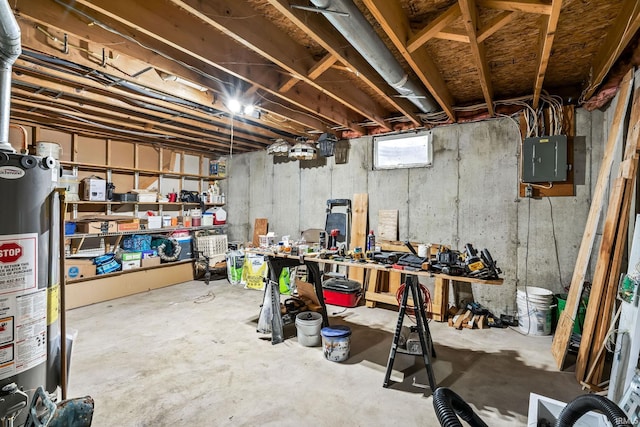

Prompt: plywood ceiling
[9,0,640,154]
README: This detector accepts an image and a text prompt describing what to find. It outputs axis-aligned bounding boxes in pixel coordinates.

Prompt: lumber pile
[447,308,488,330]
[551,69,640,389]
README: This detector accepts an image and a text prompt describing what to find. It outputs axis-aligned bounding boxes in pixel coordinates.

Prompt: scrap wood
[551,70,634,370]
[478,315,488,329]
[577,80,640,381]
[575,177,626,381]
[252,218,268,247]
[454,310,472,330]
[348,193,368,283]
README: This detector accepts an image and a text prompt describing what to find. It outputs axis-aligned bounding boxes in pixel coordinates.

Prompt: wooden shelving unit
[59,144,228,308]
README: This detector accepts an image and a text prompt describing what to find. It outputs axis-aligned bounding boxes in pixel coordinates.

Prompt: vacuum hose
[432,387,489,427]
[555,394,631,427]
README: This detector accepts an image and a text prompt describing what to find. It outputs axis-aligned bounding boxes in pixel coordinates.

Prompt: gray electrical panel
[522,135,568,183]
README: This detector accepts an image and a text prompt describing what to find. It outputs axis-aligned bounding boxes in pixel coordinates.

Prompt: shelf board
[67,201,225,206]
[59,160,225,180]
[66,259,193,284]
[65,224,226,239]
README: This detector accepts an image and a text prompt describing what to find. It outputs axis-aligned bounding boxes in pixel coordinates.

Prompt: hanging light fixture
[317,132,338,157]
[266,138,292,156]
[289,137,317,160]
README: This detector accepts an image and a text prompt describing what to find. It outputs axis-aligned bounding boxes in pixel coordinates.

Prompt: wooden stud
[348,193,369,284]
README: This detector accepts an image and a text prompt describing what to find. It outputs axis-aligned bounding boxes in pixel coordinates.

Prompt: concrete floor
[66,279,583,426]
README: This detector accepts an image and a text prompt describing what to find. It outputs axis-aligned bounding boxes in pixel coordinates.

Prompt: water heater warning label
[0,234,37,295]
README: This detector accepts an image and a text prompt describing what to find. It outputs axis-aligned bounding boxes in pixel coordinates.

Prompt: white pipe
[310,0,438,114]
[0,0,20,153]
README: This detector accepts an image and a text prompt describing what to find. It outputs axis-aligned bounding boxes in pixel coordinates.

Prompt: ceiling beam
[361,0,456,121]
[279,54,337,93]
[407,4,462,53]
[11,85,267,151]
[265,0,422,126]
[69,0,374,131]
[532,0,563,109]
[168,0,391,128]
[10,97,247,150]
[12,113,224,154]
[477,0,553,15]
[13,58,294,145]
[459,0,495,116]
[25,0,360,134]
[13,9,324,136]
[583,0,640,100]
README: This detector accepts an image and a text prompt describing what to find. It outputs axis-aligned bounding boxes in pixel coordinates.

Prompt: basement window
[373,131,433,170]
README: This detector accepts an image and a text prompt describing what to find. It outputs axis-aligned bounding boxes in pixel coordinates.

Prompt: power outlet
[525,185,533,198]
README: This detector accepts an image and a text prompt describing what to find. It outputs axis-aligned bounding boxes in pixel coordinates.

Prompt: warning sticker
[0,234,37,295]
[0,317,14,345]
[0,290,47,381]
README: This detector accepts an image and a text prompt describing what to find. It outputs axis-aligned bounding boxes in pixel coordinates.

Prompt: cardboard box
[117,218,140,232]
[76,221,116,234]
[121,252,142,262]
[82,176,106,201]
[65,259,97,280]
[121,259,141,270]
[141,256,161,268]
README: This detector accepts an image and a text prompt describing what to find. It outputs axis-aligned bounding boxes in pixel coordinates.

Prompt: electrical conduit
[0,0,20,152]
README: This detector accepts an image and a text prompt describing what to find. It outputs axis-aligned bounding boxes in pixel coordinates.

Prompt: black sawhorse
[383,275,437,394]
[264,255,330,344]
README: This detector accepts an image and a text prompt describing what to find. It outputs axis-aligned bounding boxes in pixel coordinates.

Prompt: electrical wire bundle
[396,282,432,321]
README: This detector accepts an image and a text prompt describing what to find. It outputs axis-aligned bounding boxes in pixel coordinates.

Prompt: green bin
[555,293,587,334]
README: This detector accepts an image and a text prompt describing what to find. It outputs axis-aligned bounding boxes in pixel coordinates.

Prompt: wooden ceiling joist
[15,6,331,136]
[69,0,377,131]
[265,0,422,126]
[170,0,391,128]
[460,0,495,116]
[279,54,337,93]
[361,0,456,121]
[13,59,287,145]
[32,0,361,134]
[532,0,563,109]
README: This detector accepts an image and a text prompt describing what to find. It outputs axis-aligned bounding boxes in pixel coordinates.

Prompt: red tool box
[322,278,362,308]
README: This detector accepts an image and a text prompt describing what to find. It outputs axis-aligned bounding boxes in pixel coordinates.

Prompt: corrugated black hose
[432,387,488,427]
[555,394,631,427]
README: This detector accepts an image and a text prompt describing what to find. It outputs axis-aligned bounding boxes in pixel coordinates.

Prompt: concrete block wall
[225,105,618,315]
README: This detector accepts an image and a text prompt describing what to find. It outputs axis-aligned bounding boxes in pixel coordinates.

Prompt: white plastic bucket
[517,287,554,336]
[295,311,323,347]
[321,326,352,362]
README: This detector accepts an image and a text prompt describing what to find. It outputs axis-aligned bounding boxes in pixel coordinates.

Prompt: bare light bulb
[227,99,241,114]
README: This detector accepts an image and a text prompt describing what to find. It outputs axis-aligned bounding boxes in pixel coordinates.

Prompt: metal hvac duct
[310,0,438,113]
[0,0,20,152]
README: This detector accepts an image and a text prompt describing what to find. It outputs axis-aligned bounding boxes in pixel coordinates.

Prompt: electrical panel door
[522,135,568,183]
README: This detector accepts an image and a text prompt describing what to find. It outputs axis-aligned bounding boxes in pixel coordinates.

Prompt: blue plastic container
[321,326,351,362]
[64,222,76,235]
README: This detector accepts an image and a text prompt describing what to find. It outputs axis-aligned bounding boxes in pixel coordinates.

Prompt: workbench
[255,251,503,322]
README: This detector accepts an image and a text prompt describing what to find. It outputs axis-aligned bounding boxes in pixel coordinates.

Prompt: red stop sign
[0,242,22,263]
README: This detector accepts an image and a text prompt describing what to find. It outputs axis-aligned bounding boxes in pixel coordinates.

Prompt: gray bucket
[295,311,323,347]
